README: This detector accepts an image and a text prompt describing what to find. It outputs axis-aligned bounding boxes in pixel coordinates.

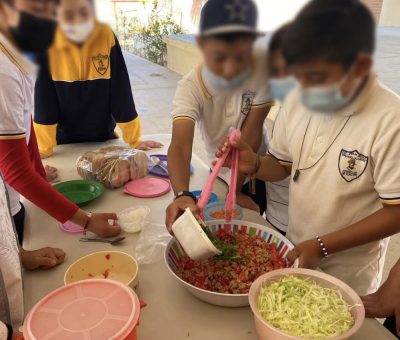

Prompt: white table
[23,135,396,340]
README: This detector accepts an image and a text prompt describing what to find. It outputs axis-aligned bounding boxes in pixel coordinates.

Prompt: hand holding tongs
[197,129,241,222]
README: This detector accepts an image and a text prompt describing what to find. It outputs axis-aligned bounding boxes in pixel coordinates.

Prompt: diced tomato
[178,230,288,294]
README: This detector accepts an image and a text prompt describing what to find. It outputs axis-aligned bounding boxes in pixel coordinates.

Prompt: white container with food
[171,208,221,260]
[249,268,365,340]
[118,206,150,233]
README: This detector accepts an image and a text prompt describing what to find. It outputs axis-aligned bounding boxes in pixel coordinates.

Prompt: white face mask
[61,19,94,44]
[300,71,355,113]
[202,66,251,92]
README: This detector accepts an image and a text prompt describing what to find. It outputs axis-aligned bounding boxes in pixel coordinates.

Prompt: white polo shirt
[270,75,400,295]
[0,33,36,216]
[171,37,273,163]
[264,116,289,233]
[0,174,23,329]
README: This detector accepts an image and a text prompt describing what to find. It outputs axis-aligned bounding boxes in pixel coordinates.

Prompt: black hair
[268,22,291,53]
[203,32,257,44]
[282,0,375,68]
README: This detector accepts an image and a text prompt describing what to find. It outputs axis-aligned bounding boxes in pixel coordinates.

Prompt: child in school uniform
[0,173,24,339]
[166,0,273,229]
[263,23,294,235]
[33,0,162,158]
[0,0,120,250]
[217,0,400,295]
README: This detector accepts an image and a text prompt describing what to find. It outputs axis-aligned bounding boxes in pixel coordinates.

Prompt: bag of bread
[76,146,150,188]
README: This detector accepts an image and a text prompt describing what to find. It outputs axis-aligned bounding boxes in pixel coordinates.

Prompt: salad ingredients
[257,275,355,339]
[118,206,150,233]
[178,229,288,294]
[209,208,241,219]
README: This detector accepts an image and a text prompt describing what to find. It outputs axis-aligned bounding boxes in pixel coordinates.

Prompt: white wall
[379,0,400,27]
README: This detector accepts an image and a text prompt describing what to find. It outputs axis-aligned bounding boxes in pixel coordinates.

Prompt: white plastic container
[171,208,221,260]
[118,206,150,233]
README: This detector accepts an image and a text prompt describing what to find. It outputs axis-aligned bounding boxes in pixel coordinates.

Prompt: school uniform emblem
[338,149,368,182]
[92,54,110,75]
[241,91,255,116]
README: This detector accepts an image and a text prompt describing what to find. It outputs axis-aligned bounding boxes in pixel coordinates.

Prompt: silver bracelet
[316,235,329,258]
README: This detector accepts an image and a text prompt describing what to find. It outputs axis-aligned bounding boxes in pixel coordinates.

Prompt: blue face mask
[269,76,296,102]
[300,75,352,113]
[202,66,251,91]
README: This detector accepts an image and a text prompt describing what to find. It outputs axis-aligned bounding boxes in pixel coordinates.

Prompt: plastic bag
[134,223,172,265]
[76,146,154,188]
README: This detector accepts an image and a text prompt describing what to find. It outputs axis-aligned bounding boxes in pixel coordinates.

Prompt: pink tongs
[197,129,241,222]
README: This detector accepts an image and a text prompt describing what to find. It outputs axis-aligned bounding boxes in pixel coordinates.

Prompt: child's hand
[87,213,121,238]
[45,165,59,183]
[287,239,323,269]
[166,196,199,233]
[214,137,258,174]
[136,140,164,151]
[236,192,259,212]
[21,247,65,271]
[361,259,400,335]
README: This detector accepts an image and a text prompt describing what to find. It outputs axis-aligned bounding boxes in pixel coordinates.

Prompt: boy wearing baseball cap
[166,0,273,229]
[217,0,400,295]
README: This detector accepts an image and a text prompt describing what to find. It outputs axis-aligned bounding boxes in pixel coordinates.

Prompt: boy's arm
[168,119,195,195]
[165,77,202,230]
[289,206,400,269]
[289,117,400,268]
[33,53,59,158]
[109,34,162,150]
[109,34,141,148]
[166,119,199,231]
[236,104,271,210]
[362,256,400,335]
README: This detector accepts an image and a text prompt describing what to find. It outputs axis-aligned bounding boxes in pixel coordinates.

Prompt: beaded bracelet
[316,235,329,258]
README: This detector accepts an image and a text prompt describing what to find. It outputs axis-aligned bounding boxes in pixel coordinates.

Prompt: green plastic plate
[54,180,105,207]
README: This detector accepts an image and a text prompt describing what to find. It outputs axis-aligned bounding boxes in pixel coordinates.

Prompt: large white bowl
[165,220,296,307]
[249,268,365,340]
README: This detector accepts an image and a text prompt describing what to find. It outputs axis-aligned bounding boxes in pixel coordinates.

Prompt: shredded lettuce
[257,275,355,339]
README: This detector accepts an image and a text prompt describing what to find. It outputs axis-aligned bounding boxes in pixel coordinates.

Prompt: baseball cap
[200,0,262,36]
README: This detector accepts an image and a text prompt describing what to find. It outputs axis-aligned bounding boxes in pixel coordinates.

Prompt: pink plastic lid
[23,279,140,340]
[59,221,84,234]
[124,177,171,198]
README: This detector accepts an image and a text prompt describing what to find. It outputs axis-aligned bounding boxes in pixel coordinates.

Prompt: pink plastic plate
[124,177,171,198]
[23,279,141,340]
[59,221,84,234]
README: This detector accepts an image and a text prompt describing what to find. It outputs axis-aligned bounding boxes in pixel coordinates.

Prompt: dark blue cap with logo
[200,0,261,36]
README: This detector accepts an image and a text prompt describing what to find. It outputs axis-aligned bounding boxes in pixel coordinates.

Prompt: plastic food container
[248,268,365,340]
[191,190,218,204]
[64,251,139,291]
[118,206,150,233]
[23,279,144,340]
[203,201,243,221]
[171,208,221,260]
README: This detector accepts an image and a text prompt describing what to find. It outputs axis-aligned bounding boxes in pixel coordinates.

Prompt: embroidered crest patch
[92,54,109,75]
[338,149,368,182]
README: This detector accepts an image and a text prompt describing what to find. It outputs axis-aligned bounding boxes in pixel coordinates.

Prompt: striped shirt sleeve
[268,105,292,165]
[372,117,400,205]
[171,76,201,124]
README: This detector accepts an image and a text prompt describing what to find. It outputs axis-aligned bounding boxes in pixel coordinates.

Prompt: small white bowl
[118,206,150,233]
[171,208,221,260]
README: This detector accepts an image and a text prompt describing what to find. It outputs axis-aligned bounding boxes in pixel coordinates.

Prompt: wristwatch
[174,191,197,203]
